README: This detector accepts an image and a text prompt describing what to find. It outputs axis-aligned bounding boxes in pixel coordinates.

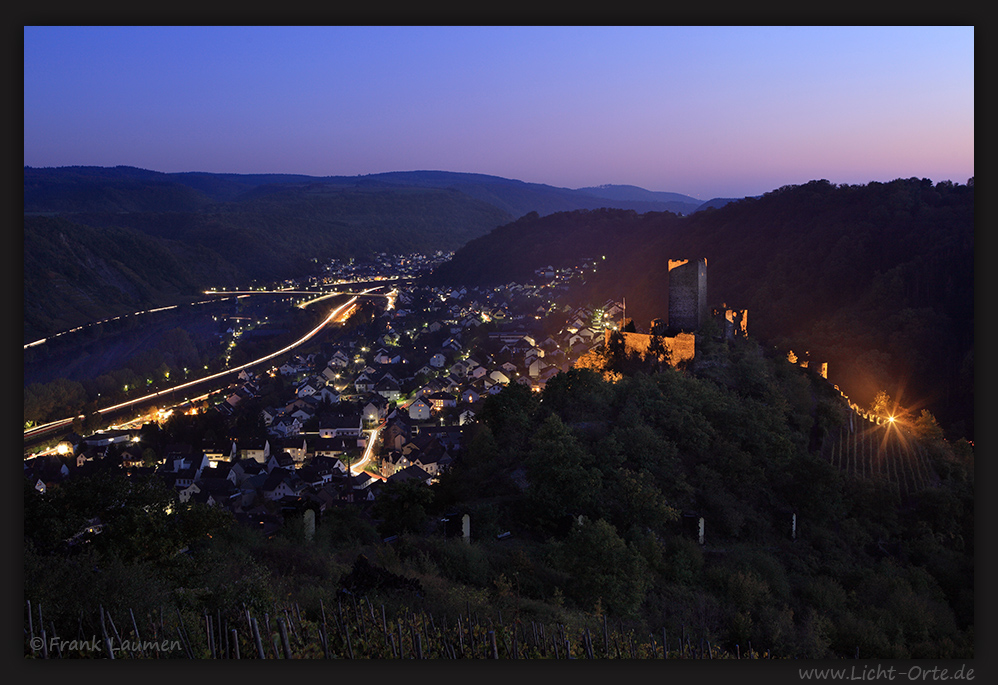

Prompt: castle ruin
[712,303,748,341]
[598,257,716,369]
[668,258,708,334]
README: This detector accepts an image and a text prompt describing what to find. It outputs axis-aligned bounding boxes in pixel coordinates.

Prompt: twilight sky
[23,25,974,200]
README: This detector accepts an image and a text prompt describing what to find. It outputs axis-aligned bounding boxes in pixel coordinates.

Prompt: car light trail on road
[351,426,381,476]
[24,295,360,442]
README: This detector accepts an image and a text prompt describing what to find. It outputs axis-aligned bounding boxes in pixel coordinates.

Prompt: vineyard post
[100,606,115,660]
[280,608,292,646]
[422,612,430,656]
[352,594,366,644]
[218,609,225,658]
[296,602,309,644]
[381,605,391,655]
[231,628,240,659]
[176,626,190,659]
[27,600,35,655]
[205,611,215,659]
[175,608,193,658]
[130,608,145,658]
[50,622,62,658]
[252,617,266,659]
[278,617,293,659]
[107,610,129,658]
[320,599,330,659]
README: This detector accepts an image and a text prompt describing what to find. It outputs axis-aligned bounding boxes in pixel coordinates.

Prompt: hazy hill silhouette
[427,178,974,439]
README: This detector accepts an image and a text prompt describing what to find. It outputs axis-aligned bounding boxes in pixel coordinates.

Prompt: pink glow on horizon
[24,26,973,201]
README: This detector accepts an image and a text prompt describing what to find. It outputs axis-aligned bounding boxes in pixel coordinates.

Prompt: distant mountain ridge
[24,166,721,218]
[576,183,702,204]
[23,165,726,342]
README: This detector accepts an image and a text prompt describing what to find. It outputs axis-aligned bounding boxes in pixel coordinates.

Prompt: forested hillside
[23,173,512,342]
[427,178,974,440]
[24,338,974,659]
[23,166,707,343]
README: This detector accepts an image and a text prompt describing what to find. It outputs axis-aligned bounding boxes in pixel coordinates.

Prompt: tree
[647,334,671,372]
[603,467,679,535]
[372,479,435,537]
[523,414,603,531]
[142,448,160,467]
[540,366,613,425]
[553,517,648,617]
[870,390,893,416]
[912,409,945,443]
[476,381,539,456]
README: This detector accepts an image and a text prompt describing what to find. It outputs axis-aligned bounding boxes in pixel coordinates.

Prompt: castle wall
[787,350,828,379]
[605,329,696,367]
[668,258,707,333]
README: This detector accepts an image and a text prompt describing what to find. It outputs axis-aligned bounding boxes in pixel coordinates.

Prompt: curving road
[24,293,363,449]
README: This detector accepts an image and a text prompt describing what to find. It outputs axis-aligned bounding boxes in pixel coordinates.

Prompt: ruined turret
[668,258,707,334]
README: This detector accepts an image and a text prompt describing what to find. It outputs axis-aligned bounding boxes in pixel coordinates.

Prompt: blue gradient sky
[23,25,974,200]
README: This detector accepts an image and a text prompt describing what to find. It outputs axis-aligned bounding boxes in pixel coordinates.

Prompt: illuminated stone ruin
[712,303,748,340]
[786,350,828,379]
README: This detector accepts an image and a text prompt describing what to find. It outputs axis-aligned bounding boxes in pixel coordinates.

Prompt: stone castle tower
[668,258,707,334]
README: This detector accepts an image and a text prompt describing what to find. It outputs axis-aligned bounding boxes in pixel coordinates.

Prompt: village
[24,253,632,541]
